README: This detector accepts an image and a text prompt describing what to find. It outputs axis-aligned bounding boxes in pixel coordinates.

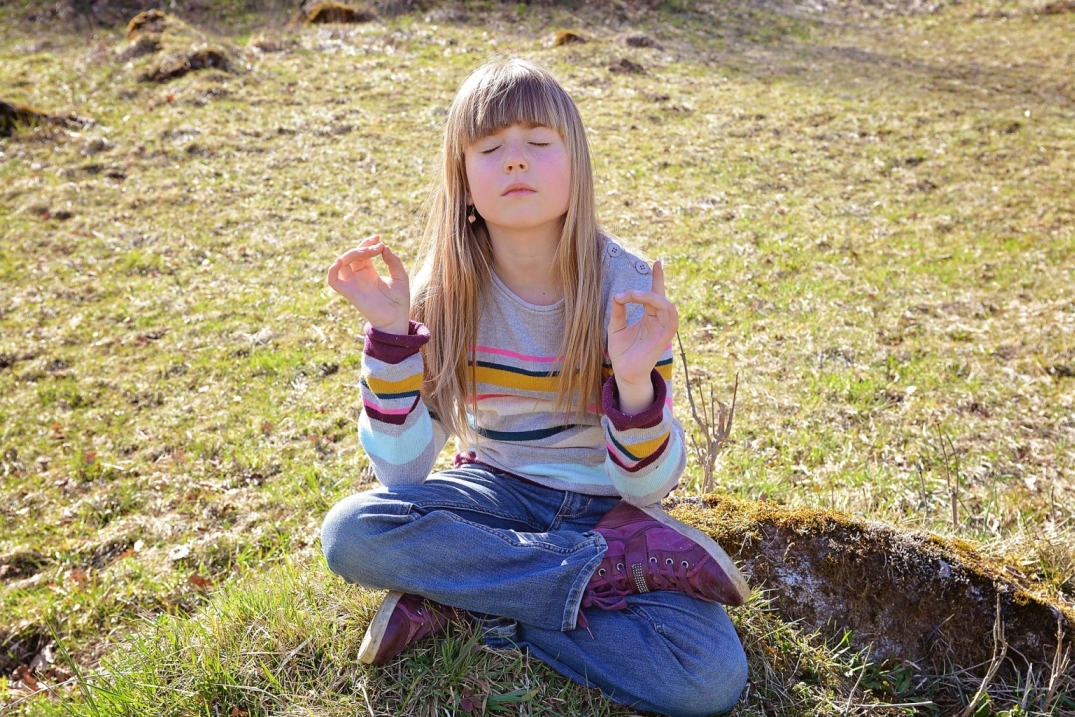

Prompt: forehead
[473,122,556,141]
[459,72,571,145]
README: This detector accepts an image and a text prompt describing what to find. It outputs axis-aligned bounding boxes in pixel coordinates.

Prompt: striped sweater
[357,239,686,507]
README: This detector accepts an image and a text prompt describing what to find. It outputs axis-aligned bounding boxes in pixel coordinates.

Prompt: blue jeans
[320,464,748,717]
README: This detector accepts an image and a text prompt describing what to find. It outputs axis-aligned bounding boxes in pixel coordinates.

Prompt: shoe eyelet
[598,568,605,576]
[681,561,689,568]
[665,558,673,565]
[649,556,657,563]
[417,608,424,615]
[616,563,624,571]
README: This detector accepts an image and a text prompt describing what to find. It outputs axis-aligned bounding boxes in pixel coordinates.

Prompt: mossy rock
[666,495,1073,671]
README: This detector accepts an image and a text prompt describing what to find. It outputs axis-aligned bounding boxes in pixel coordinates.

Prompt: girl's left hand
[607,260,678,403]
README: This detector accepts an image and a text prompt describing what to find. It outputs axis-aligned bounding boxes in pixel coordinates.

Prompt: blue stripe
[607,431,642,462]
[656,357,673,367]
[473,423,578,442]
[473,360,560,378]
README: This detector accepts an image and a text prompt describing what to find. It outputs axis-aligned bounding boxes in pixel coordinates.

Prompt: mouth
[502,183,536,196]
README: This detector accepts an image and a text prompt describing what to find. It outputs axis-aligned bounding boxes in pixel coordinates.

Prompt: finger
[609,293,628,333]
[326,258,342,288]
[337,243,386,269]
[358,234,381,248]
[651,259,666,298]
[617,291,674,314]
[380,245,410,283]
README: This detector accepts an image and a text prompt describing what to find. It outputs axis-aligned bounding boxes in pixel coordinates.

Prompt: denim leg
[320,466,613,631]
[490,592,747,717]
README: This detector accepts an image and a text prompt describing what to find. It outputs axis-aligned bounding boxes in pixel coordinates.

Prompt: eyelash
[481,142,550,155]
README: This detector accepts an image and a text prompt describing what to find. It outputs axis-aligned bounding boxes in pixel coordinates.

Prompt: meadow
[0,0,1073,714]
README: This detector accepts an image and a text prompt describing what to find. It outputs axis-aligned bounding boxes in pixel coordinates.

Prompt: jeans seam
[439,511,597,555]
[562,533,607,631]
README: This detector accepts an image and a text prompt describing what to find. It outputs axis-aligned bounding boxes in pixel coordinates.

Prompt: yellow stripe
[364,373,423,395]
[622,432,670,459]
[473,365,559,393]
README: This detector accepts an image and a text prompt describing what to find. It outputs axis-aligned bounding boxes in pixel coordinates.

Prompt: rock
[666,494,1073,671]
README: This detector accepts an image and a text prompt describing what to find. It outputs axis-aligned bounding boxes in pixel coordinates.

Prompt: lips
[502,183,536,196]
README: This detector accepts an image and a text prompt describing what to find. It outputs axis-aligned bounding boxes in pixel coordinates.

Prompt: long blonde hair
[412,57,605,441]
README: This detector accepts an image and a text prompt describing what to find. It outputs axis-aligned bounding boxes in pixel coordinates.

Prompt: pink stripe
[471,345,561,363]
[665,397,674,409]
[363,400,410,415]
[471,393,515,401]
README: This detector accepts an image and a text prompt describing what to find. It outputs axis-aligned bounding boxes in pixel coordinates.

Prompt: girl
[321,57,749,717]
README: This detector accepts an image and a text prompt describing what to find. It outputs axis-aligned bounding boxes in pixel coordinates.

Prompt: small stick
[959,597,1008,717]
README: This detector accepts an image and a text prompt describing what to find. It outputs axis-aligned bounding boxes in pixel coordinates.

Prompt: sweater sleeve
[600,346,686,507]
[358,320,449,487]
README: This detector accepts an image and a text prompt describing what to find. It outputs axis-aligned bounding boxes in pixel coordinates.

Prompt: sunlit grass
[1,0,1074,714]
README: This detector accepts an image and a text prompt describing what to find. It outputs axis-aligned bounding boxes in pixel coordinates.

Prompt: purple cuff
[602,368,667,431]
[363,321,430,364]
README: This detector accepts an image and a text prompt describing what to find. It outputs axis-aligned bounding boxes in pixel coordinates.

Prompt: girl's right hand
[326,235,411,335]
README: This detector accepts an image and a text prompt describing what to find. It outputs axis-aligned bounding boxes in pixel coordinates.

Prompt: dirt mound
[289,1,378,26]
[667,495,1073,671]
[114,10,237,83]
[0,99,86,137]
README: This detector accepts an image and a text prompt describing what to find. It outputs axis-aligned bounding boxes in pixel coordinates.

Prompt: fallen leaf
[67,567,88,590]
[111,548,135,564]
[12,665,41,692]
[230,708,248,717]
[260,421,273,434]
[188,572,212,589]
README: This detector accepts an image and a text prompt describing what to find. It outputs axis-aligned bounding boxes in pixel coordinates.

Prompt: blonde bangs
[414,57,606,444]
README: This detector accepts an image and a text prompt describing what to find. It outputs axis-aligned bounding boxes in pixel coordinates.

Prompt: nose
[503,139,528,172]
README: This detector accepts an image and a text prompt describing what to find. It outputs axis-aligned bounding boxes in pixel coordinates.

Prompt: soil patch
[668,495,1073,671]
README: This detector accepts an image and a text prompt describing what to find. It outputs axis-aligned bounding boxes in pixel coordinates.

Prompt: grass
[0,0,1073,714]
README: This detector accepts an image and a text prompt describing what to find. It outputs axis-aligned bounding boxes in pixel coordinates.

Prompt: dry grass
[0,0,1073,714]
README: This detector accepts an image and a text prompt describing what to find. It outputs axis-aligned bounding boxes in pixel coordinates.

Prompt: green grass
[1,0,1074,714]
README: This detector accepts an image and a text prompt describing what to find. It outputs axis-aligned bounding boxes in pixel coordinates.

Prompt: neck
[486,217,564,306]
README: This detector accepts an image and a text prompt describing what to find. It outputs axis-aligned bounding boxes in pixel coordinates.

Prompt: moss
[665,494,1074,672]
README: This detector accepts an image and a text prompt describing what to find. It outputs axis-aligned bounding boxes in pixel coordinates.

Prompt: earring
[467,205,477,224]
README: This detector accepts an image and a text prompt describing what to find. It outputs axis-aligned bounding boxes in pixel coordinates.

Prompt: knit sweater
[357,239,686,507]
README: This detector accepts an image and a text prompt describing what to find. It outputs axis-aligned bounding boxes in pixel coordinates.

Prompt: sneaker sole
[640,505,751,605]
[358,590,403,665]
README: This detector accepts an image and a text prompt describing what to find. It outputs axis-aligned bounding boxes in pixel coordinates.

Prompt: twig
[675,331,737,494]
[1043,621,1071,714]
[959,597,1008,717]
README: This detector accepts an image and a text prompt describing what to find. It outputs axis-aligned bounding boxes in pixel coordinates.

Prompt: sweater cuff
[602,368,667,431]
[364,321,429,364]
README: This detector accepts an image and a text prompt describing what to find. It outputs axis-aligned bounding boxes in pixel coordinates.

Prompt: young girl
[321,57,749,717]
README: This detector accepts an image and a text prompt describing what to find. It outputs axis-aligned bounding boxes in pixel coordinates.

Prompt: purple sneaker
[358,591,460,666]
[582,502,750,612]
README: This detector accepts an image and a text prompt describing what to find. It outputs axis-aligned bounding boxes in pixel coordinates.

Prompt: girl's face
[463,122,572,234]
